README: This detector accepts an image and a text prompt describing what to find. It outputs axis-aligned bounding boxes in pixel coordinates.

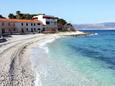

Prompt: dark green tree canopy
[8,11,38,20]
[57,18,67,25]
[8,13,16,19]
[0,14,6,19]
[16,11,21,15]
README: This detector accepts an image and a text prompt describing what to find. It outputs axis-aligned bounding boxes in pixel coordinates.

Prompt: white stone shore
[0,31,88,86]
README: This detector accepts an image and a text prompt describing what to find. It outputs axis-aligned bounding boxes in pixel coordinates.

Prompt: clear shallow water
[31,30,115,86]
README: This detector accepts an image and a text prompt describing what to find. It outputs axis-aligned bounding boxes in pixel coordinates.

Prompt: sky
[0,0,115,24]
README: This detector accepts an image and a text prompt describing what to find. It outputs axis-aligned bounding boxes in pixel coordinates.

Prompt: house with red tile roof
[0,14,59,36]
[0,18,43,36]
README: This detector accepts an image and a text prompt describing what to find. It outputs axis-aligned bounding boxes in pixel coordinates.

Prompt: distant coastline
[74,22,115,30]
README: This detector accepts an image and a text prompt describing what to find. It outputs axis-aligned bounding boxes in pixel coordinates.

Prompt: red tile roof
[0,18,43,24]
[43,16,58,19]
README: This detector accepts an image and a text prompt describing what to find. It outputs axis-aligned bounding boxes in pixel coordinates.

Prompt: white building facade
[32,14,58,33]
[15,20,43,34]
[0,19,43,36]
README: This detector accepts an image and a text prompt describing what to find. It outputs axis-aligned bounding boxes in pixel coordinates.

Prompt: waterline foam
[30,35,61,86]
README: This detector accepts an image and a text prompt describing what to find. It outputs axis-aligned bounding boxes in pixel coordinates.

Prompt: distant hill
[101,22,115,27]
[74,22,115,30]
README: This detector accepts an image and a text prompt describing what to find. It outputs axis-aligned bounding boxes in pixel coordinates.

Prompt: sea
[30,30,115,86]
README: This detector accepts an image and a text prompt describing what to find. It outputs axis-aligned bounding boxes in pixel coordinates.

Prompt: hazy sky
[0,0,115,24]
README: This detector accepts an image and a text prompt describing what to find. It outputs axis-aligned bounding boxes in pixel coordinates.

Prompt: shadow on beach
[0,35,10,43]
[0,38,7,43]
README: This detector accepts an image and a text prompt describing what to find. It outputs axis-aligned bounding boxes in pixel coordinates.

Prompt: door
[31,28,33,32]
[2,28,5,35]
[21,28,24,34]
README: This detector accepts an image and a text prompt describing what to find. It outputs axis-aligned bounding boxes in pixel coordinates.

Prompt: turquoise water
[31,30,115,86]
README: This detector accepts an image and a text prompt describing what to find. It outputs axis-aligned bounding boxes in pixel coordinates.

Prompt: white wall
[33,15,46,25]
[33,15,57,27]
[15,22,43,33]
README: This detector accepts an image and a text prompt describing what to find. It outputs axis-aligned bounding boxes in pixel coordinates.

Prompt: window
[31,23,33,26]
[26,23,28,26]
[31,28,33,32]
[38,28,40,30]
[34,23,36,26]
[34,28,36,31]
[21,23,23,26]
[21,28,24,33]
[37,23,40,25]
[1,28,5,34]
[42,28,45,31]
[46,21,50,25]
[26,28,28,31]
[13,28,16,31]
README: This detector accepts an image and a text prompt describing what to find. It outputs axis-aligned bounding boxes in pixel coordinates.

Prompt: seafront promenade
[0,31,87,85]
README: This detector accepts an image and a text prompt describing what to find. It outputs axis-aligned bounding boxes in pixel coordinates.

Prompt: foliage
[0,14,6,18]
[8,11,38,20]
[57,18,67,25]
[8,13,16,19]
[16,11,21,15]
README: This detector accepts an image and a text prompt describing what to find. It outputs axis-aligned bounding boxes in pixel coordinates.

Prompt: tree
[57,18,67,25]
[15,11,37,19]
[8,13,16,19]
[16,11,21,15]
[16,11,22,19]
[24,14,34,20]
[7,11,38,20]
[0,15,5,19]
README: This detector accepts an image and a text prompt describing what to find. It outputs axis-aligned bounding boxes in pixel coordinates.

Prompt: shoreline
[0,31,88,85]
[26,35,60,86]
